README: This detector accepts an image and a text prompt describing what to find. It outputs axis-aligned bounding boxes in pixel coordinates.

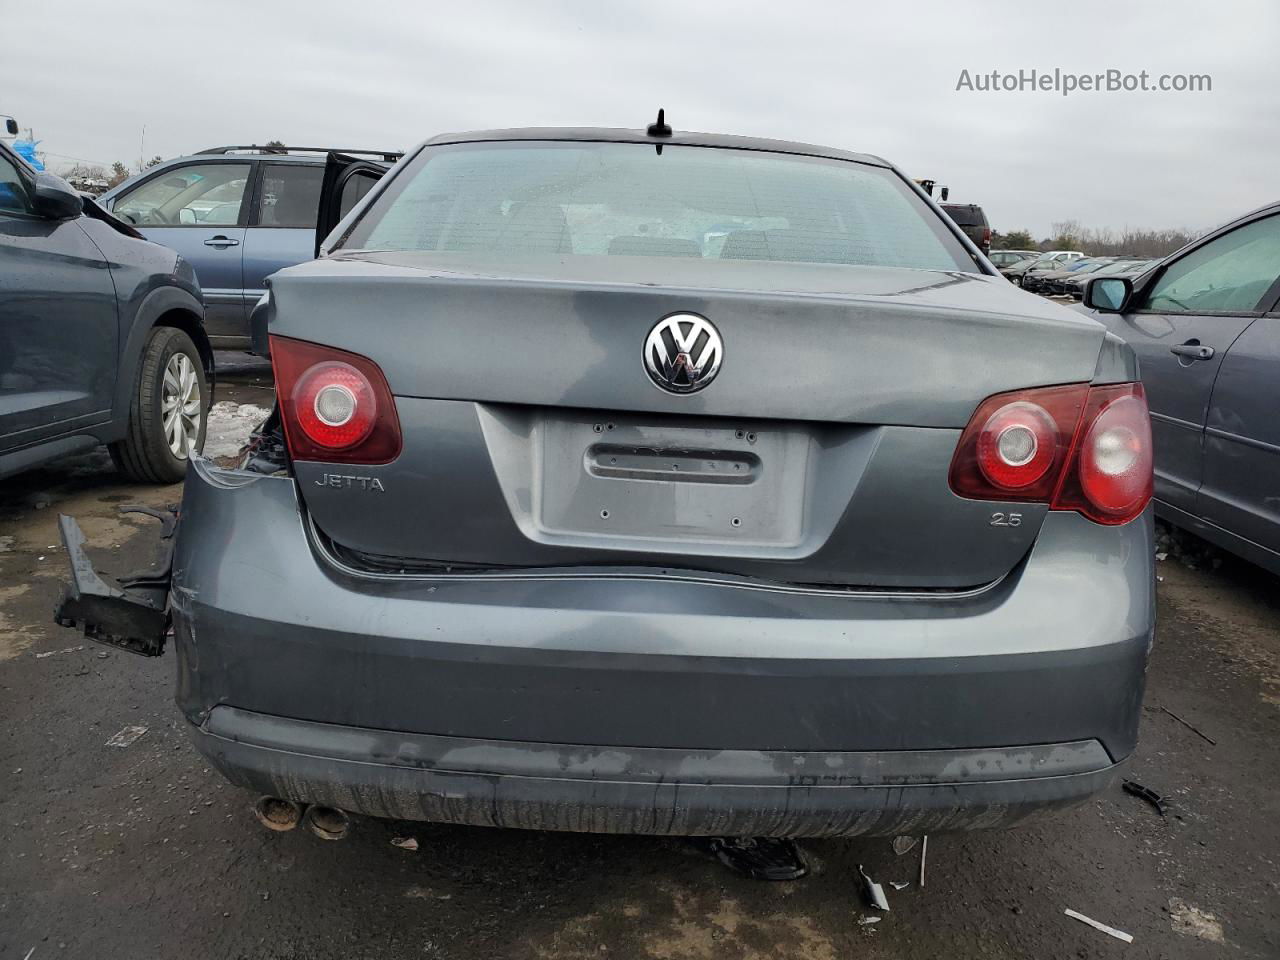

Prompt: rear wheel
[110,326,208,483]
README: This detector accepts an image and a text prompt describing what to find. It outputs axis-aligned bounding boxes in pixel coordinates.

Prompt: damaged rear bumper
[170,459,1152,837]
[196,704,1121,836]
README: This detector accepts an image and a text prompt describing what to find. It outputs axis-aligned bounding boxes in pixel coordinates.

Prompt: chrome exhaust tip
[303,804,350,841]
[253,796,303,832]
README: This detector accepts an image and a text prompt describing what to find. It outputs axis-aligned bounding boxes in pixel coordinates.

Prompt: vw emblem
[643,313,723,394]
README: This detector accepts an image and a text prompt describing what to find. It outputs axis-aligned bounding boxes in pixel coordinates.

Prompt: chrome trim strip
[305,512,1005,600]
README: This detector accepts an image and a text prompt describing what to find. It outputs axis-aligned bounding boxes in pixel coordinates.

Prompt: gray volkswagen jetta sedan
[58,123,1156,838]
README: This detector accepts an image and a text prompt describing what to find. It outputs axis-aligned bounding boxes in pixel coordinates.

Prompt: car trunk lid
[271,255,1106,588]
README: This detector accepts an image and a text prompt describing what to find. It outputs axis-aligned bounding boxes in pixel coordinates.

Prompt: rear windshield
[340,141,973,271]
[940,204,987,228]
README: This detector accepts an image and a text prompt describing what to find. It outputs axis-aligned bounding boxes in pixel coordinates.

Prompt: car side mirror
[179,207,197,225]
[5,118,18,136]
[31,172,84,220]
[1084,276,1132,313]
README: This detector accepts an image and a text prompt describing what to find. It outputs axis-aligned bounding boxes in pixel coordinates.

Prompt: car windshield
[341,141,973,271]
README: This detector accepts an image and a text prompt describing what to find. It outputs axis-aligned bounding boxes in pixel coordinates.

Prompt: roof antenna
[646,108,672,138]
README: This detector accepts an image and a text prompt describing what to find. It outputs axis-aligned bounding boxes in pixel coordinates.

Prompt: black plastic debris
[708,837,807,881]
[1123,779,1168,816]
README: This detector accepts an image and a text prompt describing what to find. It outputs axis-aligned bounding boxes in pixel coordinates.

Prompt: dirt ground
[1,365,1277,960]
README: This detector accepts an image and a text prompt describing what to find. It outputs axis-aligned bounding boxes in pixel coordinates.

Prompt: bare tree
[1050,219,1083,250]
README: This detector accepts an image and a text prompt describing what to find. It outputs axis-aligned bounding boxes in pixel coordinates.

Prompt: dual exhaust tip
[253,796,350,841]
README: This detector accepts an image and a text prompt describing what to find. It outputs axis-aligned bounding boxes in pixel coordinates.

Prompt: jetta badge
[643,313,723,394]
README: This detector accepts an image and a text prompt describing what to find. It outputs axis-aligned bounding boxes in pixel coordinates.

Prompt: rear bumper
[172,461,1154,835]
[195,705,1121,836]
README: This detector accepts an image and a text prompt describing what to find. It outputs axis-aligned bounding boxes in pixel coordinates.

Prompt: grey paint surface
[1201,316,1280,557]
[270,255,1121,586]
[268,256,1105,428]
[0,148,210,477]
[172,460,1150,832]
[173,462,1152,747]
[0,213,117,443]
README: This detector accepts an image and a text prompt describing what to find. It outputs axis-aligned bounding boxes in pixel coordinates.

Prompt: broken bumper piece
[53,510,173,657]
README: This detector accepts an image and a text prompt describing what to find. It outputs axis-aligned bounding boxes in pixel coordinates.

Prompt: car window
[114,162,251,226]
[338,171,379,220]
[942,205,987,228]
[348,141,972,271]
[1141,214,1280,314]
[258,163,324,228]
[0,151,35,215]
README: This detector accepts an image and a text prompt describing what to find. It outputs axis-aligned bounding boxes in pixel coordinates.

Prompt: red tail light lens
[950,381,1153,525]
[950,384,1090,502]
[1051,384,1153,524]
[270,335,401,464]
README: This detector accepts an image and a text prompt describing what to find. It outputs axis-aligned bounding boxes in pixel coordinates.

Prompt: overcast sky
[3,0,1276,237]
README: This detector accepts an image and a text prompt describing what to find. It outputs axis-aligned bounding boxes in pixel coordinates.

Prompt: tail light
[950,382,1152,525]
[1051,385,1153,524]
[270,335,401,464]
[982,227,992,248]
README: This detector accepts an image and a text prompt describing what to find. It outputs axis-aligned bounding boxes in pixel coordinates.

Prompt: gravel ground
[1,371,1277,959]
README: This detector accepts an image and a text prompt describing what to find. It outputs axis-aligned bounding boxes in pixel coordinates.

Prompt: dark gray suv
[1,142,211,482]
[59,125,1156,838]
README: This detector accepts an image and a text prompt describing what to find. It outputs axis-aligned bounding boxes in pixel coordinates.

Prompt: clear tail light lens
[975,401,1058,489]
[270,335,402,464]
[950,381,1153,525]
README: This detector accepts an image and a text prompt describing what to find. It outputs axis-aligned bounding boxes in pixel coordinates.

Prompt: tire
[109,326,209,484]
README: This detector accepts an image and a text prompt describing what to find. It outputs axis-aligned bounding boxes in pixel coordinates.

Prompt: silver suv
[59,125,1155,839]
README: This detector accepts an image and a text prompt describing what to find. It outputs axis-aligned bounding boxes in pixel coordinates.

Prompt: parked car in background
[1035,258,1115,296]
[1084,201,1280,574]
[939,202,991,254]
[1019,250,1087,289]
[60,123,1155,842]
[989,249,1039,270]
[1062,258,1157,300]
[1022,256,1106,295]
[1038,257,1137,296]
[99,145,399,349]
[1001,256,1042,283]
[0,141,212,481]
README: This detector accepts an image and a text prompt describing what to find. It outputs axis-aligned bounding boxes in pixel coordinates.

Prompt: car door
[1199,295,1280,557]
[0,147,118,454]
[108,160,252,343]
[1096,213,1280,512]
[315,152,389,256]
[240,162,326,318]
